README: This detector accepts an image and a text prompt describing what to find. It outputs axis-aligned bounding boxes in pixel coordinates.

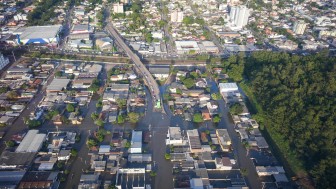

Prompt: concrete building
[187,129,202,153]
[113,3,124,14]
[15,130,46,153]
[293,20,307,35]
[166,127,184,146]
[230,5,250,28]
[130,131,142,154]
[0,53,9,70]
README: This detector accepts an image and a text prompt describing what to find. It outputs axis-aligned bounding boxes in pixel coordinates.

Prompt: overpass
[105,23,162,109]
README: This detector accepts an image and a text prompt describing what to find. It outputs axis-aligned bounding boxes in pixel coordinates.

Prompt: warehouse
[15,25,62,45]
[46,78,70,93]
[15,130,46,153]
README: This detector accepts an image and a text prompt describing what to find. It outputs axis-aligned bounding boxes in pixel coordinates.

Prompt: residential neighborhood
[0,0,335,189]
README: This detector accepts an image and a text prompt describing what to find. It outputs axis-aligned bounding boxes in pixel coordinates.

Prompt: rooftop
[17,25,62,40]
[46,78,70,91]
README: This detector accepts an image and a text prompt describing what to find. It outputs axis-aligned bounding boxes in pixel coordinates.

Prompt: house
[68,112,82,125]
[98,145,111,155]
[52,114,63,125]
[187,129,202,153]
[91,161,106,172]
[166,127,184,146]
[206,101,219,115]
[256,166,285,176]
[215,157,233,170]
[184,89,204,97]
[216,129,231,152]
[195,78,207,88]
[58,149,71,161]
[202,109,211,121]
[176,71,187,80]
[169,82,186,93]
[130,131,142,153]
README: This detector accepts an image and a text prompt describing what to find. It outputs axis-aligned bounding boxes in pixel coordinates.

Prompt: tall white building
[0,53,9,70]
[293,21,307,35]
[230,5,250,29]
[113,3,124,14]
[171,10,184,23]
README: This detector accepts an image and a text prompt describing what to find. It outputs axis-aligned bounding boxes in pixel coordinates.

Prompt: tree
[117,115,125,124]
[145,33,153,43]
[125,141,131,148]
[95,118,104,127]
[164,153,171,160]
[182,16,194,25]
[116,99,127,108]
[229,103,244,115]
[127,112,140,123]
[27,119,41,128]
[91,112,99,121]
[150,171,157,177]
[87,138,97,148]
[182,78,195,89]
[211,93,221,100]
[213,115,221,123]
[66,104,75,112]
[70,149,78,157]
[7,91,18,99]
[55,71,62,77]
[88,78,100,92]
[193,113,204,123]
[5,140,15,147]
[96,100,103,108]
[0,87,8,94]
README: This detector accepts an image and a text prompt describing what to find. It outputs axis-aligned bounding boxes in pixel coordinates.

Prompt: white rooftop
[18,25,62,40]
[47,78,70,91]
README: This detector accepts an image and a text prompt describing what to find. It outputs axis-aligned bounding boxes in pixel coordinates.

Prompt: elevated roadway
[105,23,162,109]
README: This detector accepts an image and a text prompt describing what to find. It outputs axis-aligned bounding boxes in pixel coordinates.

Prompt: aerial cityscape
[0,0,335,189]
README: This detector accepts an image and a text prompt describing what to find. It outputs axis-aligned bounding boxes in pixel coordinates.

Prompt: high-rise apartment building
[229,5,250,29]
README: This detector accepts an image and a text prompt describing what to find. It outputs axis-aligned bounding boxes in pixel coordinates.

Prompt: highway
[105,23,161,107]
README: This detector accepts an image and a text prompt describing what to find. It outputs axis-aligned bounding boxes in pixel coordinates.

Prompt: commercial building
[293,20,307,35]
[166,127,184,146]
[187,129,202,153]
[148,66,170,80]
[0,151,36,170]
[175,41,201,54]
[15,130,46,153]
[218,82,239,93]
[18,171,59,189]
[0,171,26,189]
[130,130,142,154]
[15,25,62,45]
[116,168,146,189]
[0,53,9,70]
[230,5,250,28]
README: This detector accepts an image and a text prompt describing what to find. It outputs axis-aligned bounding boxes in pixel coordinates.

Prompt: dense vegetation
[27,0,63,25]
[222,51,336,188]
